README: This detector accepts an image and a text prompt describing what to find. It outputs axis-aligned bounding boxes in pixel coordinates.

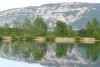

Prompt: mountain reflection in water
[0,41,100,67]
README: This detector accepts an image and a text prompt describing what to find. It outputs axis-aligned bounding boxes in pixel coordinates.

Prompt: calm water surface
[0,41,100,67]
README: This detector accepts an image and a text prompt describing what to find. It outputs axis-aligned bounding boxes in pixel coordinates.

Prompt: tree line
[77,18,100,39]
[0,17,100,40]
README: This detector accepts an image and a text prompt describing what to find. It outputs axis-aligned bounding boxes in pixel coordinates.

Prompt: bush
[75,36,80,42]
[0,36,3,40]
[25,36,34,41]
[46,36,55,42]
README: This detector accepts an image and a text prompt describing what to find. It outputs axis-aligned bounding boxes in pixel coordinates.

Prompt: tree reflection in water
[55,43,73,58]
[78,42,100,62]
[1,41,47,61]
[0,41,100,66]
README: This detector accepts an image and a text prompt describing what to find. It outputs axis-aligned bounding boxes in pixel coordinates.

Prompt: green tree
[33,17,47,36]
[54,20,68,37]
[67,25,75,37]
[22,18,32,31]
[13,21,20,29]
[86,18,100,39]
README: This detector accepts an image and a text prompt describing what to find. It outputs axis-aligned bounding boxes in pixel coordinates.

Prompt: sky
[0,57,47,67]
[0,0,100,11]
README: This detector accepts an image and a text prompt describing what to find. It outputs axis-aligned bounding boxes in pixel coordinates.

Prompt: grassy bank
[0,36,97,43]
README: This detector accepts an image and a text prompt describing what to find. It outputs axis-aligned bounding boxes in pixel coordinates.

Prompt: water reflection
[0,41,100,67]
[78,42,100,62]
[55,43,73,58]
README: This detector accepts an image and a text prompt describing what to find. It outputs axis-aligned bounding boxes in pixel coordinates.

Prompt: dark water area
[0,41,100,67]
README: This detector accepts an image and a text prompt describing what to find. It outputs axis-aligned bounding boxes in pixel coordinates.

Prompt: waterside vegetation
[0,17,100,42]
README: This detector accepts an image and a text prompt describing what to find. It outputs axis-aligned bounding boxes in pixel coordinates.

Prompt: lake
[0,41,100,67]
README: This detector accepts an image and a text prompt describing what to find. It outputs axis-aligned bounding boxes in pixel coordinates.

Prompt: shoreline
[1,36,100,43]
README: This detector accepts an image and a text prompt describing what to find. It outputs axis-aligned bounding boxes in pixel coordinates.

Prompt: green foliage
[77,29,87,36]
[54,20,68,37]
[0,17,100,40]
[85,18,100,39]
[33,17,47,36]
[55,43,73,58]
[55,43,68,58]
[0,36,3,40]
[76,18,100,39]
[54,20,75,37]
[22,18,33,31]
[78,42,100,62]
[46,32,55,42]
[0,17,48,40]
[13,20,20,29]
[67,25,75,37]
[75,36,81,42]
[32,42,47,60]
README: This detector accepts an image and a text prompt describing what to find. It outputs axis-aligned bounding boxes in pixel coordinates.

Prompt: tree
[67,25,75,37]
[86,18,100,38]
[33,17,47,36]
[13,21,20,29]
[77,29,87,36]
[22,18,32,31]
[3,23,10,36]
[3,23,9,28]
[54,20,68,37]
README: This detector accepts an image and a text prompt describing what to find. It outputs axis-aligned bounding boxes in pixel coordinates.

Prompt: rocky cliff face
[0,2,100,29]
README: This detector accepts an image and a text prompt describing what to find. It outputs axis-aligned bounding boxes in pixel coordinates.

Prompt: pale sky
[0,0,100,11]
[0,57,47,67]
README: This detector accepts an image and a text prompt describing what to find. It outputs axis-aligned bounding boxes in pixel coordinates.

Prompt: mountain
[0,2,100,30]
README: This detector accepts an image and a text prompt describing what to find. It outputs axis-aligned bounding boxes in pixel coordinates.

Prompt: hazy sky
[0,0,100,11]
[0,57,47,67]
